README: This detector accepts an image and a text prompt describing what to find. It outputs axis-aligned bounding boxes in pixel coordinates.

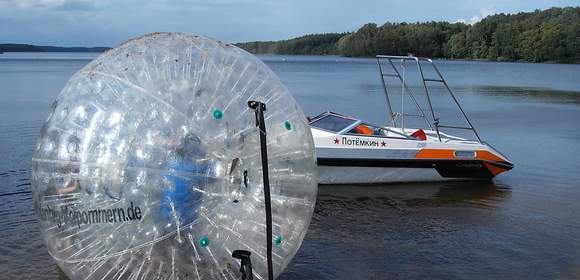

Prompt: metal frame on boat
[310,54,513,184]
[376,55,482,143]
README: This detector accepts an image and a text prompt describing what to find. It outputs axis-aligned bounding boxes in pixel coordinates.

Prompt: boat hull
[317,158,510,184]
[318,166,447,184]
[310,118,513,184]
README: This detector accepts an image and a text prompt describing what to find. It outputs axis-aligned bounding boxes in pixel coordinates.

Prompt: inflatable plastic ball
[31,32,318,280]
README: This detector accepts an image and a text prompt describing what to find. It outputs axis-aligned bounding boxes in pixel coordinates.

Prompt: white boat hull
[310,121,513,185]
[317,166,458,184]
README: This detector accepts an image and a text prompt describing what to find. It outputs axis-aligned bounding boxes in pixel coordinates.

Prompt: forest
[237,7,580,63]
[0,44,109,53]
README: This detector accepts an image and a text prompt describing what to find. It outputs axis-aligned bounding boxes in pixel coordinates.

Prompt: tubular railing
[375,55,483,144]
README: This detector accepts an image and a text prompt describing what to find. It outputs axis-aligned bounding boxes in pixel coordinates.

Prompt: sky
[0,0,578,47]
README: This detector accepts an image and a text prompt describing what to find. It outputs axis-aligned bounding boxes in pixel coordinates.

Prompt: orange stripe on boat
[483,162,508,176]
[415,149,455,159]
[415,149,504,162]
[475,151,504,162]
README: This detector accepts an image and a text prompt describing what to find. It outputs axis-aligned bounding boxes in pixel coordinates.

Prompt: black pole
[232,250,253,280]
[248,100,274,280]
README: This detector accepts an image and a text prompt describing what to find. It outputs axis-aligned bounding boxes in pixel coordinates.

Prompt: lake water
[1,53,580,279]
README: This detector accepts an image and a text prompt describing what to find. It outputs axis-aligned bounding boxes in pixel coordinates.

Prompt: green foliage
[460,7,580,63]
[237,7,580,63]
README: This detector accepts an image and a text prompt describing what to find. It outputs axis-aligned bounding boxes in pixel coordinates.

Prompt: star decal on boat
[381,141,386,147]
[333,138,340,144]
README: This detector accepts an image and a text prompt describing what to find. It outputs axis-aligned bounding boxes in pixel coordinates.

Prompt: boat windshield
[310,115,356,132]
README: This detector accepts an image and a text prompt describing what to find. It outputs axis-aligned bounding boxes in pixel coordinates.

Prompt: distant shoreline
[1,50,575,66]
[237,7,580,64]
[256,55,576,65]
[3,6,578,65]
[0,44,110,53]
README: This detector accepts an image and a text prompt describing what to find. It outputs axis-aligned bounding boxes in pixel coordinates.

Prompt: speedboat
[310,55,513,184]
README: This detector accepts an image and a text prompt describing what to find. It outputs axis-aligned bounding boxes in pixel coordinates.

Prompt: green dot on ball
[212,109,223,120]
[275,235,283,246]
[284,121,292,131]
[199,236,210,247]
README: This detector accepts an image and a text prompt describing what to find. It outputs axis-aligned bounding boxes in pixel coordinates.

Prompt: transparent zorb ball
[31,32,317,280]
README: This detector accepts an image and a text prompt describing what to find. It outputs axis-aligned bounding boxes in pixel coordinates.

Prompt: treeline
[237,7,580,63]
[237,33,345,55]
[0,44,109,53]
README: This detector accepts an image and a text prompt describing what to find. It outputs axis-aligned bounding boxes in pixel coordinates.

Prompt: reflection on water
[432,181,509,205]
[455,85,580,105]
[1,53,580,279]
[282,181,513,279]
[317,180,509,209]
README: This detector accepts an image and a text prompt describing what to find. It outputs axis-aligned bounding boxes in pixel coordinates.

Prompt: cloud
[1,0,64,9]
[0,0,575,47]
[455,7,495,24]
[0,0,103,10]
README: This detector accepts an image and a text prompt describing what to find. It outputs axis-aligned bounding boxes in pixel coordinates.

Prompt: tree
[236,7,580,63]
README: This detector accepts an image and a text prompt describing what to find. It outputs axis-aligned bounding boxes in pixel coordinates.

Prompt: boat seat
[411,129,427,140]
[354,125,373,135]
